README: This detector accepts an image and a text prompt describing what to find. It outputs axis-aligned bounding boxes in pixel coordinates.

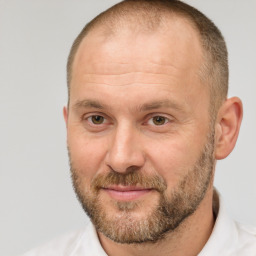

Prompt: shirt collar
[198,189,238,256]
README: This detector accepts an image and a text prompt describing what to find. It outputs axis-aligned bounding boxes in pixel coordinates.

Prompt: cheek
[67,128,108,181]
[146,135,204,186]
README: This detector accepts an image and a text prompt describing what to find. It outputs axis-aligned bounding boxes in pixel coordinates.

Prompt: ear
[63,106,68,128]
[215,97,243,160]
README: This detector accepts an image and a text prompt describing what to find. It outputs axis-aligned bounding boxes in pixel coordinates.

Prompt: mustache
[91,170,167,193]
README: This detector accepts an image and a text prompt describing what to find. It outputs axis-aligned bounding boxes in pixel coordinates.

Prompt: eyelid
[82,112,110,124]
[152,117,167,124]
[82,112,174,126]
[82,111,104,119]
[88,116,106,124]
[147,113,173,120]
[149,116,167,125]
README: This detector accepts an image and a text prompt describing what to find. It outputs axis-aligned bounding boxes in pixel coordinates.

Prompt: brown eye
[152,116,167,125]
[90,115,105,124]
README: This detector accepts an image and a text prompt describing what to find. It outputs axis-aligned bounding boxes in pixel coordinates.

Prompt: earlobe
[63,106,68,127]
[215,97,243,160]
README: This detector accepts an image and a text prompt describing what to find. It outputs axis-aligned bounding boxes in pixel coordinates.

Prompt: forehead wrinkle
[79,82,172,87]
[82,71,180,77]
[80,73,181,87]
[78,67,186,88]
[78,56,183,77]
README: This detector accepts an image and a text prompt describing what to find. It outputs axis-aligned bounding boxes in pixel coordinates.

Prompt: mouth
[102,185,153,201]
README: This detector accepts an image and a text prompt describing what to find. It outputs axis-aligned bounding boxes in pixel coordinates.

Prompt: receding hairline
[68,3,198,76]
[72,12,204,70]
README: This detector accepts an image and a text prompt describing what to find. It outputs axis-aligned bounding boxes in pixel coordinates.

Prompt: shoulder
[199,191,256,255]
[19,221,102,256]
[234,222,256,254]
[20,229,86,256]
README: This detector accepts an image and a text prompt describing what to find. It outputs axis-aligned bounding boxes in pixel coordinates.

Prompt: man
[23,0,256,255]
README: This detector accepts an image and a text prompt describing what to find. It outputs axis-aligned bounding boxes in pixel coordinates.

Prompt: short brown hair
[67,0,228,111]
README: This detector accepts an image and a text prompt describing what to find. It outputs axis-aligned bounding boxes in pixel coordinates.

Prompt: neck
[98,187,215,256]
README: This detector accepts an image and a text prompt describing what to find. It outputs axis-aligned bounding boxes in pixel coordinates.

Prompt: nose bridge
[106,121,145,173]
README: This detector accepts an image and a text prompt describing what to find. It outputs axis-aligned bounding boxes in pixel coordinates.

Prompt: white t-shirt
[21,193,256,256]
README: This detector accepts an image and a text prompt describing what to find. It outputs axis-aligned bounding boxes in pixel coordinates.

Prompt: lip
[102,185,153,201]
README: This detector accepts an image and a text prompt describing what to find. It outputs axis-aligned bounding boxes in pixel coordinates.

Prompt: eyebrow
[73,99,107,110]
[138,100,184,112]
[72,99,184,112]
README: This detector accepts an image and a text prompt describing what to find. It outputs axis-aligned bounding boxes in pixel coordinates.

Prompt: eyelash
[83,114,172,127]
[147,116,170,126]
[87,115,108,125]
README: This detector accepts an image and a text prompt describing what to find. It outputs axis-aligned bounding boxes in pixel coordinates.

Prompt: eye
[88,115,105,125]
[149,116,169,126]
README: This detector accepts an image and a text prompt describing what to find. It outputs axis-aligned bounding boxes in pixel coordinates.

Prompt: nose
[105,122,145,173]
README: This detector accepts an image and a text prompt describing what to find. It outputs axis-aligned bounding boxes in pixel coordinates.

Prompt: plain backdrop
[0,1,255,255]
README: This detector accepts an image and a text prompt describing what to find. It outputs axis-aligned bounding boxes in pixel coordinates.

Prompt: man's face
[65,20,215,243]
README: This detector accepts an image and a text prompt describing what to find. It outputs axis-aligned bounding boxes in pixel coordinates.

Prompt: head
[67,0,229,113]
[64,0,242,244]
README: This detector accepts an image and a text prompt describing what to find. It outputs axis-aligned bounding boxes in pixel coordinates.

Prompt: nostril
[107,165,142,174]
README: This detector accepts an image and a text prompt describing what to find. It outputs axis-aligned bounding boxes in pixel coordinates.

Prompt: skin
[64,17,243,256]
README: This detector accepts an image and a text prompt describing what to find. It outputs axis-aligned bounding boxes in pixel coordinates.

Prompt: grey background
[0,1,255,255]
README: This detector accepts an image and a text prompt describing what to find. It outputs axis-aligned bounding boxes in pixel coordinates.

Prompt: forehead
[69,17,208,116]
[72,16,203,83]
